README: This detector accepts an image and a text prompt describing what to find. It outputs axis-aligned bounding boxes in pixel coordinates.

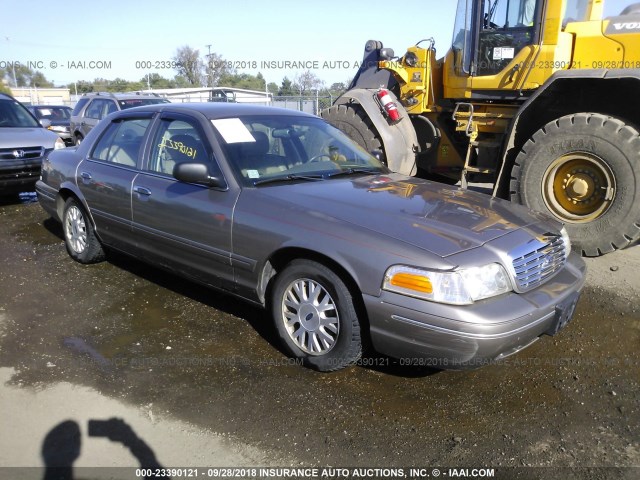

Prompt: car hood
[258,174,550,257]
[0,127,59,148]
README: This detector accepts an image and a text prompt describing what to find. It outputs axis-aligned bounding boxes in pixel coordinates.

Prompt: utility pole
[5,37,18,87]
[205,44,213,88]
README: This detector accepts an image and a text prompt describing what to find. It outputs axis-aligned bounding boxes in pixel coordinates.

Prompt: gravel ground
[0,195,638,479]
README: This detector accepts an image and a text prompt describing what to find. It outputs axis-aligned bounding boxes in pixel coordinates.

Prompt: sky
[0,0,633,90]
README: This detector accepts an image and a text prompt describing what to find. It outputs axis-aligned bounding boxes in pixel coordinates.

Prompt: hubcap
[542,153,616,223]
[65,205,87,254]
[281,278,339,355]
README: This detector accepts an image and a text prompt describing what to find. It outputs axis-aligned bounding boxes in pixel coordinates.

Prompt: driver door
[131,113,238,289]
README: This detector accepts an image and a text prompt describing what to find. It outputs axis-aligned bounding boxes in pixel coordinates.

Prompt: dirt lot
[0,194,638,479]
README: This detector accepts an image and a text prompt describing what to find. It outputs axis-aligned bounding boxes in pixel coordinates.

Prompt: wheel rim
[281,278,339,355]
[542,153,616,223]
[65,205,88,254]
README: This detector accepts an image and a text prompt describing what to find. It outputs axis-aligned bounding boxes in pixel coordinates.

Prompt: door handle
[133,186,151,196]
[80,171,92,184]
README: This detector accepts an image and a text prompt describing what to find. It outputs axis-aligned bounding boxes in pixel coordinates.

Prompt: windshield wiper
[253,174,325,186]
[324,167,382,178]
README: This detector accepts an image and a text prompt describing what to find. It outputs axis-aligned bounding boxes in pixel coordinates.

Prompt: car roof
[83,92,165,100]
[29,105,72,109]
[123,102,316,120]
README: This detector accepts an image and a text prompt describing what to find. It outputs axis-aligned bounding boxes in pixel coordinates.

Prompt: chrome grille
[0,146,44,160]
[511,235,566,291]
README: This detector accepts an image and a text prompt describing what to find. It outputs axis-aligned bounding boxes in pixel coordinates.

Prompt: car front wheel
[271,259,362,371]
[62,197,105,264]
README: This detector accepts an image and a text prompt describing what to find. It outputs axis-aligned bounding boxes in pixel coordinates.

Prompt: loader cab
[450,0,545,97]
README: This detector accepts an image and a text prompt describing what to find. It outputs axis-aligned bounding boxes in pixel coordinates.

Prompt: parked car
[0,93,64,195]
[27,105,74,146]
[69,92,169,145]
[36,103,585,371]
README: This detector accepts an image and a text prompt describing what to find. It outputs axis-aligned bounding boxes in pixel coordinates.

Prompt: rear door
[82,99,118,137]
[77,113,153,251]
[131,112,238,289]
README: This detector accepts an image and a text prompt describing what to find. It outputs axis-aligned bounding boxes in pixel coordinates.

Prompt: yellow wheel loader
[322,0,640,256]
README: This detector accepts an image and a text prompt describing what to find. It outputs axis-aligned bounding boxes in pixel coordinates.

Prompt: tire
[74,134,83,146]
[510,113,640,256]
[271,259,362,372]
[321,105,383,162]
[62,197,105,264]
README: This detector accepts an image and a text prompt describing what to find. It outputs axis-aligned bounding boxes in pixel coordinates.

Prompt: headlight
[383,263,512,305]
[53,137,65,150]
[560,226,571,260]
[48,125,67,133]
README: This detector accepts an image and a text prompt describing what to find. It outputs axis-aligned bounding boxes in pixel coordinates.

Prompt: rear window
[71,98,90,116]
[33,106,71,120]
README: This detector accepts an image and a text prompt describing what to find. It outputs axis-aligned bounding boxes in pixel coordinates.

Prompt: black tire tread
[322,104,383,161]
[62,198,106,264]
[271,259,362,372]
[509,113,640,256]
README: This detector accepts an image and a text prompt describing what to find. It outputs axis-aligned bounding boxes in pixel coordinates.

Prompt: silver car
[36,103,585,371]
[0,93,64,195]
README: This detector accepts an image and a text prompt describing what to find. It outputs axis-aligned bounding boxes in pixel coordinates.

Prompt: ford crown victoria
[36,103,585,371]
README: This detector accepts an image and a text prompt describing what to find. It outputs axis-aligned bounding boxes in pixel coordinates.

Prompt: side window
[105,101,118,115]
[148,118,213,176]
[476,0,538,76]
[90,117,151,167]
[85,99,105,119]
[71,98,89,116]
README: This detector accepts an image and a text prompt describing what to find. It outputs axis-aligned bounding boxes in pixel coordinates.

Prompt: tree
[1,65,54,88]
[203,50,232,87]
[278,76,294,96]
[30,71,54,88]
[293,70,323,95]
[173,45,203,86]
[328,82,347,97]
[267,82,279,95]
[141,73,175,89]
[219,72,266,90]
[69,80,94,94]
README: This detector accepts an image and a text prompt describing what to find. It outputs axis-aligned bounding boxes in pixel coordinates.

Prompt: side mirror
[40,119,52,128]
[173,163,225,188]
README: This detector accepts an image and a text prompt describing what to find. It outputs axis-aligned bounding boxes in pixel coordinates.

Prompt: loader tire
[322,105,383,162]
[510,113,640,257]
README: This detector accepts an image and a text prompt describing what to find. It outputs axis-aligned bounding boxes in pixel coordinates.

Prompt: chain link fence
[270,95,334,115]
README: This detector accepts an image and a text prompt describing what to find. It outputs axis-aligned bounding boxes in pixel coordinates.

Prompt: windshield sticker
[159,138,197,160]
[493,47,514,60]
[211,118,256,144]
[246,169,260,179]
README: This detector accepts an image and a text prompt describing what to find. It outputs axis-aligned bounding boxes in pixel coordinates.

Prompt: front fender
[335,89,419,176]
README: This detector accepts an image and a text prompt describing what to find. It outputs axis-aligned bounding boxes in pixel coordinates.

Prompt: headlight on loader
[383,263,512,305]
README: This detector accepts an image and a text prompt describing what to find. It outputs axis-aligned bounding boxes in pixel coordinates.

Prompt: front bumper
[0,157,42,193]
[364,253,586,369]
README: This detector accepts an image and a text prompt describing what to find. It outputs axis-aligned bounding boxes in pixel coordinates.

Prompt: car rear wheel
[74,134,83,146]
[62,198,105,264]
[271,259,362,371]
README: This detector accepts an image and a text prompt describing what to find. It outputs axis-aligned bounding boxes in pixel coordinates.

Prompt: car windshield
[119,98,170,109]
[214,115,387,185]
[32,106,71,120]
[0,99,41,128]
